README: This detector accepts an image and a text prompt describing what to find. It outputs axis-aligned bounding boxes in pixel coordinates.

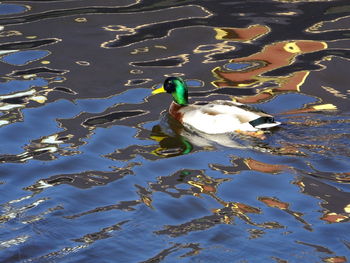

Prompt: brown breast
[169,102,184,122]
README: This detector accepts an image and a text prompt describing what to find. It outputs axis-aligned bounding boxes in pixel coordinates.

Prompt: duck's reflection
[150,113,273,158]
[150,122,193,158]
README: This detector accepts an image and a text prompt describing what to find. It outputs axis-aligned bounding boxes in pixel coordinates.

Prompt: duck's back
[179,101,264,134]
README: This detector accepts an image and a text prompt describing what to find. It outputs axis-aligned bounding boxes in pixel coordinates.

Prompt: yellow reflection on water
[101,5,212,49]
[193,42,236,63]
[130,54,190,68]
[188,174,228,195]
[0,30,22,38]
[74,17,87,23]
[214,25,270,43]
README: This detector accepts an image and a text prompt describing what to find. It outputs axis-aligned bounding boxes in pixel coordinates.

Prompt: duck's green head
[152,77,188,106]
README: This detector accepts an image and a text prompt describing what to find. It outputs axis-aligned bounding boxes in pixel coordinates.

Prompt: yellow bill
[152,85,166,94]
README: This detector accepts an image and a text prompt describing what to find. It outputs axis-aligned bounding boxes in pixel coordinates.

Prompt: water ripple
[0,0,350,262]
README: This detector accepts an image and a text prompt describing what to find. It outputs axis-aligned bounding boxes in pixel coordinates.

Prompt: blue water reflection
[0,4,28,15]
[0,79,48,95]
[0,0,350,262]
[1,50,50,66]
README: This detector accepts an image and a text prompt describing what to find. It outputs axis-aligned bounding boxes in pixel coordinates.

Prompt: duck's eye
[164,81,176,93]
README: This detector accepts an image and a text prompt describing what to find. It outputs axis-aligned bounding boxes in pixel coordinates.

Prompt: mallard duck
[152,77,280,135]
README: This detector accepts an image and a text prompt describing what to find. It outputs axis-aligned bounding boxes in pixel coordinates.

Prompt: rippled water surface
[1,0,350,262]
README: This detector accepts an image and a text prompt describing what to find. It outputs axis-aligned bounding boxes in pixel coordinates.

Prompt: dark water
[0,0,350,262]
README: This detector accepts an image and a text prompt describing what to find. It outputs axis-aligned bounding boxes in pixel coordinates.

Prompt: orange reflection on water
[259,196,312,231]
[211,157,294,175]
[259,197,289,210]
[321,213,348,223]
[245,158,289,174]
[188,173,284,228]
[212,39,327,104]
